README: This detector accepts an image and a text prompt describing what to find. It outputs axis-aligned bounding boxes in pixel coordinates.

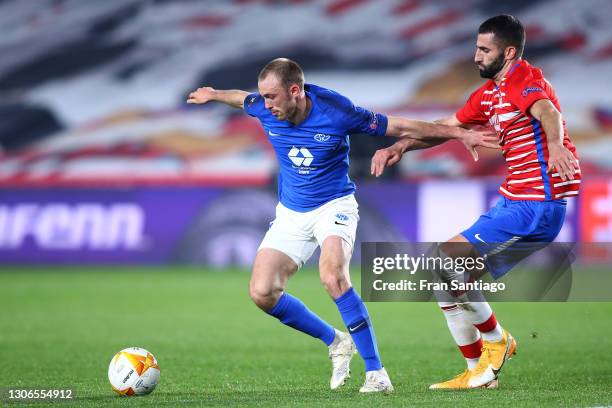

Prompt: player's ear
[505,45,517,60]
[288,84,300,97]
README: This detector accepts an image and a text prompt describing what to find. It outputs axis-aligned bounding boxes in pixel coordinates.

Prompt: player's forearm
[395,137,447,152]
[211,89,250,109]
[387,116,463,141]
[539,109,565,148]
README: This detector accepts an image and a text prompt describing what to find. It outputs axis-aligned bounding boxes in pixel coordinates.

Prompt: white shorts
[258,194,359,268]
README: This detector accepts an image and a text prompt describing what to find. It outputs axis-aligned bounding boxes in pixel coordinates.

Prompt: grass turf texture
[1,267,611,407]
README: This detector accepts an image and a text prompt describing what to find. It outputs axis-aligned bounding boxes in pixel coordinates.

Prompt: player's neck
[288,94,311,125]
[493,58,520,85]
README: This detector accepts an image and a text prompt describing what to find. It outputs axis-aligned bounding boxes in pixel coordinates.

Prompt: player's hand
[547,143,578,181]
[187,87,216,104]
[370,146,403,177]
[457,126,499,161]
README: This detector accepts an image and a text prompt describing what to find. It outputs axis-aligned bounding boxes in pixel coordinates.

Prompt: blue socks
[335,287,382,372]
[268,292,336,346]
[266,289,384,372]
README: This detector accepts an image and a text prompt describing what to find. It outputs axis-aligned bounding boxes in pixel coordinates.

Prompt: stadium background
[1,0,611,406]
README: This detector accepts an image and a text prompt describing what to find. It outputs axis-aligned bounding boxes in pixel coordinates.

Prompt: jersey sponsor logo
[521,87,543,97]
[288,146,314,167]
[314,133,330,142]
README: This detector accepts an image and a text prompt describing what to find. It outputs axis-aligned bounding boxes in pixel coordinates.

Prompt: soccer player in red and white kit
[371,15,580,389]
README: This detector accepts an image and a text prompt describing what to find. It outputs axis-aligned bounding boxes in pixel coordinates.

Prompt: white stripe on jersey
[512,116,529,124]
[506,132,535,143]
[499,186,545,199]
[556,191,579,198]
[507,140,536,151]
[501,126,532,144]
[506,126,530,136]
[506,151,533,161]
[551,170,581,177]
[553,180,581,187]
[493,103,511,109]
[498,111,521,122]
[509,159,540,169]
[512,167,541,175]
[507,176,542,184]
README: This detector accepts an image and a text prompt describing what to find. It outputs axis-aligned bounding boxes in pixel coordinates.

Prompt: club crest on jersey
[521,87,543,97]
[314,133,330,142]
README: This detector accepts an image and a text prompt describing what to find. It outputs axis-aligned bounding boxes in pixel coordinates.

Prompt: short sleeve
[243,92,263,117]
[323,91,387,137]
[345,105,388,137]
[510,79,551,116]
[456,88,488,125]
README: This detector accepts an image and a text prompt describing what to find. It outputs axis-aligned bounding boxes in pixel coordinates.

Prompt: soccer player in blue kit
[187,58,496,393]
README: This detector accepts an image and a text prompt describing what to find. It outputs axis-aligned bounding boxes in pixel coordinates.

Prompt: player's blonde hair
[258,58,304,91]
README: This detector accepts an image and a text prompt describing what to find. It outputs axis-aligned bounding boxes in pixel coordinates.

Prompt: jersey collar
[499,59,524,84]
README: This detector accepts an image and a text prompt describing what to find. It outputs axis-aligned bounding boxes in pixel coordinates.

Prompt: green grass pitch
[1,267,611,407]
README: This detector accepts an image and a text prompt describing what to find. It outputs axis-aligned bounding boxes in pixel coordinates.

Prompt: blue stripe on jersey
[531,118,552,200]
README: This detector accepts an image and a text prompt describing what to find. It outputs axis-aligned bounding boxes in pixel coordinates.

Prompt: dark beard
[478,53,505,79]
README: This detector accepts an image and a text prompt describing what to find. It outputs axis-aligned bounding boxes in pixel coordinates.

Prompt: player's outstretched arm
[386,115,498,149]
[186,87,249,109]
[529,99,578,181]
[370,137,446,177]
[372,115,500,177]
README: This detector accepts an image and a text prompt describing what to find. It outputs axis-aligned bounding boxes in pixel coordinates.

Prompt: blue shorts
[461,197,567,279]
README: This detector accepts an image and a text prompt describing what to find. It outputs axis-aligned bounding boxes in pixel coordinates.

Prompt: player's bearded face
[477,50,505,79]
[475,33,508,79]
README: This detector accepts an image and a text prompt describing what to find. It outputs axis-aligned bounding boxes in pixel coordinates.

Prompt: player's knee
[319,268,349,298]
[248,280,279,311]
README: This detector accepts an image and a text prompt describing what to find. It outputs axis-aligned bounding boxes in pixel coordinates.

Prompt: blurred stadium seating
[0,0,611,265]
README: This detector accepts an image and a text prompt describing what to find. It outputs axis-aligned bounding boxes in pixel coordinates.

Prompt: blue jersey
[244,83,388,212]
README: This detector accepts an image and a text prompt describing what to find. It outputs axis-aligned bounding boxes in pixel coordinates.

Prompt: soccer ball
[108,347,160,396]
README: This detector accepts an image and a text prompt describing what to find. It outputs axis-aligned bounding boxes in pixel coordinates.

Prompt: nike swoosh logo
[349,322,365,332]
[268,130,280,136]
[475,233,486,243]
[334,221,347,226]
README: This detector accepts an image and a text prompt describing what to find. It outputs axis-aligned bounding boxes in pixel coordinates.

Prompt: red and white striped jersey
[456,59,580,201]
